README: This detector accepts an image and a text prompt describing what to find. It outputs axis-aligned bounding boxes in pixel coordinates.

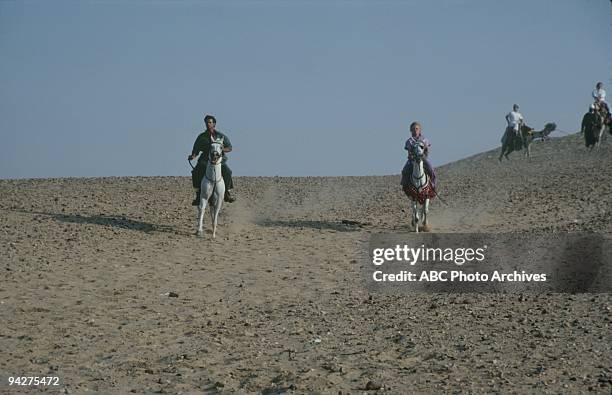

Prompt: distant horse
[594,102,611,148]
[523,122,557,157]
[499,122,556,161]
[401,142,436,232]
[197,139,225,238]
[499,124,528,161]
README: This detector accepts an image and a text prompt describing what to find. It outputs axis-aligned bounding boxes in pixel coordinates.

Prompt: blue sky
[1,0,611,179]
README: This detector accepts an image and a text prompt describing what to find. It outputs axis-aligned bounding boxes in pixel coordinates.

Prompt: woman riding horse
[401,121,436,191]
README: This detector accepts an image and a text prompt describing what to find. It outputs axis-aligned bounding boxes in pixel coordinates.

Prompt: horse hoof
[196,231,203,237]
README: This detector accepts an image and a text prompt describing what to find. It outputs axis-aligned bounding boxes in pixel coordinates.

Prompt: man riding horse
[499,104,529,161]
[504,104,525,144]
[188,115,236,205]
[592,82,607,106]
[592,82,611,126]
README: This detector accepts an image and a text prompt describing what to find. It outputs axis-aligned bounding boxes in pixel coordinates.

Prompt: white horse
[401,142,434,233]
[197,140,225,238]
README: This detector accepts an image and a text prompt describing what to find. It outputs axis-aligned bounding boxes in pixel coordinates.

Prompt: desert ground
[1,132,611,394]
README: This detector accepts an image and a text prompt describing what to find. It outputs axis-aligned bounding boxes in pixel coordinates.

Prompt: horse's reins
[417,168,449,207]
[204,148,224,206]
[411,143,430,187]
[187,155,223,180]
[411,149,449,207]
[411,163,427,185]
[431,189,449,207]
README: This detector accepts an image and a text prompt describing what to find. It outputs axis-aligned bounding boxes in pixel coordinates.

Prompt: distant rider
[592,82,611,123]
[188,115,236,205]
[505,104,525,140]
[592,82,607,104]
[401,121,436,190]
[581,104,602,148]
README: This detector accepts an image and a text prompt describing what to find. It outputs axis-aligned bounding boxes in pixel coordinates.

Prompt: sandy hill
[1,132,610,393]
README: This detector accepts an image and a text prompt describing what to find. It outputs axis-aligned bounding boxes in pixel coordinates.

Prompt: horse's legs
[211,204,218,239]
[597,126,605,148]
[211,183,225,239]
[197,200,208,236]
[423,198,429,227]
[412,200,419,233]
[196,207,201,233]
[209,196,215,226]
[211,200,223,239]
[525,141,531,158]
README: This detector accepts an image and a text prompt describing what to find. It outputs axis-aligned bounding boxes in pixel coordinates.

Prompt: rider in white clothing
[592,82,607,103]
[592,82,611,123]
[505,104,524,135]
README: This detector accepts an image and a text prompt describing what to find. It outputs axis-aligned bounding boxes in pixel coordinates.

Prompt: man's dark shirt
[191,130,232,164]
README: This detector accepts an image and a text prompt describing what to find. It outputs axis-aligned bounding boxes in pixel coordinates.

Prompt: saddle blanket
[403,183,436,204]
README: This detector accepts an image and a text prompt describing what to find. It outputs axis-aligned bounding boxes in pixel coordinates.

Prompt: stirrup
[192,191,201,206]
[224,191,236,203]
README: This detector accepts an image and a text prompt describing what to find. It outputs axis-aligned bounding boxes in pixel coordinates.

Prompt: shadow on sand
[256,218,369,232]
[13,209,180,235]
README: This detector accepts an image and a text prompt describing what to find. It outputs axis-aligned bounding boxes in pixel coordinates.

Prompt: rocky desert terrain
[1,132,611,394]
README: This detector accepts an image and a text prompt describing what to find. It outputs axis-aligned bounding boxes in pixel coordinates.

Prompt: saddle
[502,128,525,150]
[403,182,436,204]
[593,101,612,123]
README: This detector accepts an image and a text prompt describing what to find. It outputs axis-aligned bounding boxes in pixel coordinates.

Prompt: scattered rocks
[1,138,610,394]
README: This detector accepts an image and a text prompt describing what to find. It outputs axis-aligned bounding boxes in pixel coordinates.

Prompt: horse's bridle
[412,166,427,186]
[205,143,224,183]
[209,141,224,163]
[411,142,426,162]
[410,143,428,184]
